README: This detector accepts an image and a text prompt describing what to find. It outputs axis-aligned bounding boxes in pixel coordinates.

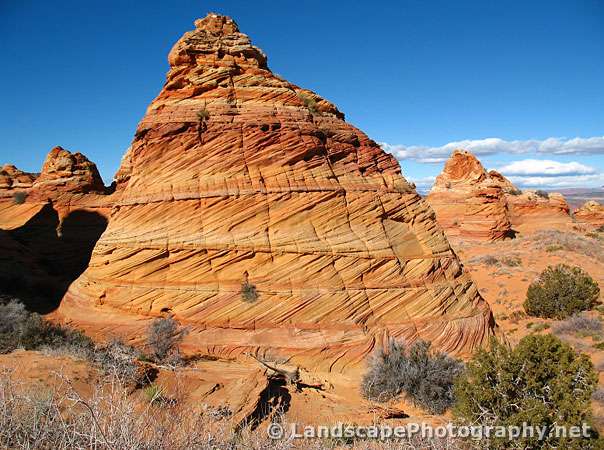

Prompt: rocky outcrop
[427,150,573,238]
[58,13,497,368]
[574,201,604,227]
[426,150,512,240]
[0,148,113,312]
[32,146,105,196]
[0,165,37,192]
[505,190,570,229]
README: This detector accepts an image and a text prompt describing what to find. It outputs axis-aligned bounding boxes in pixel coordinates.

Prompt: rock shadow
[0,202,107,313]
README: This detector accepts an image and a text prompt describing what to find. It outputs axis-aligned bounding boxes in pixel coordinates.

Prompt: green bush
[12,191,27,204]
[535,189,549,199]
[297,92,319,115]
[523,264,600,319]
[454,334,600,449]
[196,108,209,121]
[361,339,463,414]
[241,280,259,303]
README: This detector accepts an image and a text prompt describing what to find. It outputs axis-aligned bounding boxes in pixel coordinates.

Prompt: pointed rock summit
[34,146,105,195]
[427,149,512,240]
[427,150,571,238]
[59,14,497,366]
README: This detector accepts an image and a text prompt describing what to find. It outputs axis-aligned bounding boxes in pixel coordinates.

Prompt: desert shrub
[92,338,141,383]
[597,225,604,233]
[468,254,499,266]
[12,191,26,204]
[147,317,187,363]
[0,299,94,355]
[523,264,600,319]
[535,189,549,199]
[144,384,165,404]
[196,108,209,121]
[501,256,521,267]
[593,342,604,350]
[361,339,464,414]
[297,92,319,115]
[515,230,604,262]
[553,314,602,337]
[454,334,600,449]
[531,322,550,332]
[241,280,259,303]
[592,388,604,403]
[508,187,522,196]
[546,244,564,252]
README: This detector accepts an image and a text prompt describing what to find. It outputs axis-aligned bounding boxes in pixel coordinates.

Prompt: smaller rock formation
[33,146,105,195]
[0,147,113,313]
[0,165,37,191]
[504,190,570,229]
[427,150,573,238]
[574,201,604,227]
[426,150,512,240]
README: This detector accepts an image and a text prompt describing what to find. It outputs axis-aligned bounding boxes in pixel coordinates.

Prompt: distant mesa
[52,13,498,366]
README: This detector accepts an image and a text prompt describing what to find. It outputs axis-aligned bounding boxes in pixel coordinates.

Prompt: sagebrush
[361,339,463,414]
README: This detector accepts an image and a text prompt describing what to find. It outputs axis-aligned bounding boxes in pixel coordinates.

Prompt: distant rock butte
[427,150,512,240]
[574,201,604,227]
[427,150,571,239]
[58,13,497,368]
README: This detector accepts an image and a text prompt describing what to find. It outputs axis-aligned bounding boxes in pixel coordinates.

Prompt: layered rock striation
[426,150,512,240]
[59,13,497,367]
[427,150,572,238]
[574,200,604,227]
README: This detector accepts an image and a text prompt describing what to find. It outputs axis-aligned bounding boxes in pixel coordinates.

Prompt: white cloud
[497,159,597,177]
[506,174,604,188]
[381,136,604,162]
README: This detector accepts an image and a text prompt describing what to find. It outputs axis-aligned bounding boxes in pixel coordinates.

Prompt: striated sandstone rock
[59,13,497,369]
[574,200,604,227]
[33,146,106,195]
[0,147,113,312]
[426,150,512,241]
[505,190,571,229]
[0,164,37,192]
[427,150,573,238]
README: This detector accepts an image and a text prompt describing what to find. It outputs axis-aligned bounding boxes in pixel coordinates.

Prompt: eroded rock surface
[58,14,497,369]
[426,150,512,241]
[574,201,604,227]
[427,150,572,238]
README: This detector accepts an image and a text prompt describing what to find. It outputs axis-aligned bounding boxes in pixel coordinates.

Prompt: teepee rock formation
[59,14,497,368]
[574,200,604,227]
[427,150,572,238]
[426,150,512,240]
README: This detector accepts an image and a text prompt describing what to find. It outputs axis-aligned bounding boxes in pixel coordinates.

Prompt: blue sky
[1,0,603,190]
